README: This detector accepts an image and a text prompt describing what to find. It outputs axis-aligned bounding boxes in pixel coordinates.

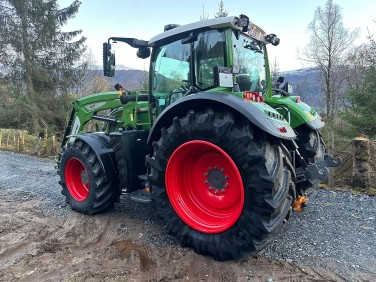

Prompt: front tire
[148,109,295,260]
[59,138,118,214]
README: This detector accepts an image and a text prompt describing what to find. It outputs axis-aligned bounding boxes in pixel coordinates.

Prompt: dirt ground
[0,150,374,281]
[0,196,360,282]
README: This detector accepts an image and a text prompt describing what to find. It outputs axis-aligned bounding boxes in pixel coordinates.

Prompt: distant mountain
[90,65,323,108]
[89,67,148,90]
[280,67,324,109]
[281,67,320,85]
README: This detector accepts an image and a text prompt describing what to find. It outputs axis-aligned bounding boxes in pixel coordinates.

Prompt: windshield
[232,32,266,95]
[152,29,226,99]
[194,30,226,89]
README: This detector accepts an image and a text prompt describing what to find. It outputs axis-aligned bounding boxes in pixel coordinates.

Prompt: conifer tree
[0,0,86,133]
[342,31,376,137]
[214,0,228,18]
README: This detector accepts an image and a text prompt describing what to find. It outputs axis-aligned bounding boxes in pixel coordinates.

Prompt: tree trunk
[352,136,371,190]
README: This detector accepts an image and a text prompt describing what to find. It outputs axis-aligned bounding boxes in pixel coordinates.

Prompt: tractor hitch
[295,154,342,183]
[316,154,342,169]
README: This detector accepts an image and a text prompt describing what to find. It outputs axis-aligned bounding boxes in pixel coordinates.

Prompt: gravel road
[0,149,375,281]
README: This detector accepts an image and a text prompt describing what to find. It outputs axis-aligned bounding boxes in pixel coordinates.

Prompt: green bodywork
[69,91,150,137]
[265,95,320,129]
[66,20,320,140]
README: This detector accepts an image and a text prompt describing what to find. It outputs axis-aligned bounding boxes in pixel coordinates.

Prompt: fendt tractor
[57,15,341,260]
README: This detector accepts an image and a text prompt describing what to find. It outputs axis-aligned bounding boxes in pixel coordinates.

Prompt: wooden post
[6,132,10,148]
[52,135,56,153]
[13,130,16,149]
[21,131,25,152]
[18,130,25,152]
[352,136,371,190]
[0,130,2,147]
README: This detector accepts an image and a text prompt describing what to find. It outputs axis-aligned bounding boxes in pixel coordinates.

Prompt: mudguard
[266,96,325,130]
[68,133,118,182]
[147,92,296,145]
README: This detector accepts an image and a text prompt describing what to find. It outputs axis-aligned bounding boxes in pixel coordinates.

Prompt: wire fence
[1,127,374,189]
[0,128,59,158]
[332,139,353,186]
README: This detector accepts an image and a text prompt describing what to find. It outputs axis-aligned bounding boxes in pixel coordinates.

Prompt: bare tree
[270,57,280,85]
[214,0,228,18]
[200,5,209,21]
[301,0,358,121]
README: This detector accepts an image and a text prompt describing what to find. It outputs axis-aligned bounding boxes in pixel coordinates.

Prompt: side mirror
[137,47,151,59]
[277,76,284,84]
[274,76,284,88]
[103,42,115,77]
[282,81,293,94]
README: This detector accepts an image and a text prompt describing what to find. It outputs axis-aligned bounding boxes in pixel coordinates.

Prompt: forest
[0,0,375,139]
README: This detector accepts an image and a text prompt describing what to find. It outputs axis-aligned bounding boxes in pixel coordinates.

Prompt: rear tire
[148,109,295,260]
[59,138,118,214]
[295,125,325,193]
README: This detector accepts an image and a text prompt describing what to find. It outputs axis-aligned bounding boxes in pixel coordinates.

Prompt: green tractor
[57,15,341,260]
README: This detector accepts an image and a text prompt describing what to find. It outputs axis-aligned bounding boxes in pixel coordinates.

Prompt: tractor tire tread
[59,137,117,214]
[148,109,294,260]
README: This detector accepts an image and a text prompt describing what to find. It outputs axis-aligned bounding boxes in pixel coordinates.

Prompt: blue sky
[58,0,376,71]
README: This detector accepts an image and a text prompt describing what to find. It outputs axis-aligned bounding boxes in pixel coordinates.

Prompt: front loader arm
[61,92,122,147]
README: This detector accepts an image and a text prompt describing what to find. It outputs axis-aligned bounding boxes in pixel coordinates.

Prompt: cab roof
[148,16,261,46]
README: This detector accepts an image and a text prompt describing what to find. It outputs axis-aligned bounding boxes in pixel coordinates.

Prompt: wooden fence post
[21,131,25,151]
[13,130,16,149]
[18,130,25,152]
[0,130,2,147]
[6,132,10,148]
[52,135,56,153]
[16,130,20,151]
[352,136,371,190]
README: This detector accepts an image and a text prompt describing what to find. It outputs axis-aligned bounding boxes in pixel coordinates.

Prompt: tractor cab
[103,15,280,119]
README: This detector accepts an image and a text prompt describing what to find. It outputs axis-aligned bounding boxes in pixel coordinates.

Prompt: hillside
[281,67,324,109]
[94,66,323,109]
[90,68,148,91]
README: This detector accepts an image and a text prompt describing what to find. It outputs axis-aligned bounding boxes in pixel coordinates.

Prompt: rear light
[295,96,300,103]
[279,127,287,133]
[243,92,264,102]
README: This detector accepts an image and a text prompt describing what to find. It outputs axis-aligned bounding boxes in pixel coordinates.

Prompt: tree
[200,5,209,21]
[270,57,280,85]
[70,48,98,98]
[0,0,86,133]
[87,76,112,95]
[342,29,376,137]
[214,0,228,18]
[301,0,358,121]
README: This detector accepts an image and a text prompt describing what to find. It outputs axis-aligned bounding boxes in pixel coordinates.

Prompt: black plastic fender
[68,133,118,182]
[148,92,296,146]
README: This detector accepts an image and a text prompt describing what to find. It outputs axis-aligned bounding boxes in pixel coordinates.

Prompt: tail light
[243,92,264,102]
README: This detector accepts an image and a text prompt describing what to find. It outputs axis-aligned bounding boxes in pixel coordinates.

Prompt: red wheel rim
[65,157,90,202]
[166,140,244,234]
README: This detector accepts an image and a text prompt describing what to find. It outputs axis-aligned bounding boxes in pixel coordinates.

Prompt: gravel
[261,189,376,279]
[1,149,375,279]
